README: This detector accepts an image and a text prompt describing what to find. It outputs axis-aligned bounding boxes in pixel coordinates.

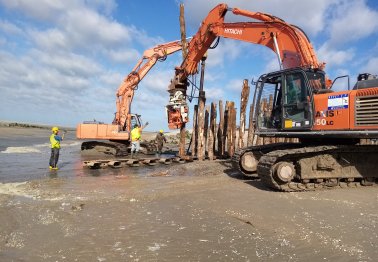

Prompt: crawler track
[82,156,187,169]
[257,145,378,191]
[231,143,299,177]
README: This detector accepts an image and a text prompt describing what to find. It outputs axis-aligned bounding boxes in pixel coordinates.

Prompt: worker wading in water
[130,122,148,158]
[155,130,167,157]
[49,127,64,170]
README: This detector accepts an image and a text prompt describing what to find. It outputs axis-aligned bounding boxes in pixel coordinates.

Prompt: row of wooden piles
[186,79,297,160]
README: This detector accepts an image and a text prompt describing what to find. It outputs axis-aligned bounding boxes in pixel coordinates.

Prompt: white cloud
[317,43,355,69]
[30,49,103,77]
[29,28,69,51]
[129,26,165,49]
[362,57,378,75]
[204,87,225,101]
[0,0,153,54]
[140,69,174,95]
[0,19,23,35]
[105,48,141,64]
[0,37,6,46]
[0,0,67,22]
[327,0,378,46]
[206,40,244,68]
[0,49,101,115]
[86,0,117,15]
[183,0,339,37]
[0,0,117,22]
[225,79,245,92]
[203,71,222,83]
[98,71,124,88]
[62,9,132,49]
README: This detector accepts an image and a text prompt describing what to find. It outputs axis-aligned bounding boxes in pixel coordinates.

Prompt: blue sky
[0,0,377,131]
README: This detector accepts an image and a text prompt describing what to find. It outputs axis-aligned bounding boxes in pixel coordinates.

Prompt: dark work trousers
[49,148,60,168]
[156,143,164,154]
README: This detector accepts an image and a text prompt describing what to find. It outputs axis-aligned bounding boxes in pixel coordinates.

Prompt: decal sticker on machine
[328,94,348,110]
[284,119,293,128]
[315,119,334,126]
[224,28,243,35]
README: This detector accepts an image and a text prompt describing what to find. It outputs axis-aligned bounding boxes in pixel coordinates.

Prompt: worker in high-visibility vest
[49,126,65,170]
[130,121,148,158]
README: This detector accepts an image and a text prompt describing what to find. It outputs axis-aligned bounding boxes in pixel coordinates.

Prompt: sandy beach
[0,126,377,261]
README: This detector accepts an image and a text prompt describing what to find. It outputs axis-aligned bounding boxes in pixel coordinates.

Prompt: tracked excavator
[166,3,378,191]
[76,40,183,155]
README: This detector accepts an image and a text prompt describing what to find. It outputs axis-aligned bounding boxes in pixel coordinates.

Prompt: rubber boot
[131,151,134,159]
[134,152,139,159]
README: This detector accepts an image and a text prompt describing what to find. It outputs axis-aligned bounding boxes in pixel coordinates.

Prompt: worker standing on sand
[130,122,148,158]
[155,130,167,157]
[49,127,64,170]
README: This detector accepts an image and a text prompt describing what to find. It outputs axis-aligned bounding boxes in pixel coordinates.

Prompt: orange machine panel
[349,87,378,130]
[76,124,130,140]
[312,91,350,131]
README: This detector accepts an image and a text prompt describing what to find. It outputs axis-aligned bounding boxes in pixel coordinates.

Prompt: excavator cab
[255,68,326,133]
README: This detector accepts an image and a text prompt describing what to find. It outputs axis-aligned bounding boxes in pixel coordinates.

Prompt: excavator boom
[166,3,325,129]
[76,39,183,155]
[115,40,183,131]
[175,3,322,81]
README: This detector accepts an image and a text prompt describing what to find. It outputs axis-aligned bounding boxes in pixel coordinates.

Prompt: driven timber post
[204,105,210,156]
[191,105,198,157]
[230,103,237,157]
[223,101,230,157]
[197,99,205,160]
[239,79,250,149]
[179,3,187,157]
[197,55,207,161]
[218,100,224,156]
[226,101,236,156]
[208,102,217,160]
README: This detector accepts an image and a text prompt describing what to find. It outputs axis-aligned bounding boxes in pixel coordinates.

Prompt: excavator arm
[175,3,323,80]
[115,40,183,131]
[166,3,325,129]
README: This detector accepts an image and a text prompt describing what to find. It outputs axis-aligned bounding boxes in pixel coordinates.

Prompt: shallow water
[0,128,179,183]
[0,130,86,182]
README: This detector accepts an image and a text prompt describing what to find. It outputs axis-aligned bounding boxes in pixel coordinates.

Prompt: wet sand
[0,127,377,261]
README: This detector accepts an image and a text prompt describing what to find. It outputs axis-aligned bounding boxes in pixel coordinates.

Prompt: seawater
[0,129,171,183]
[0,131,85,182]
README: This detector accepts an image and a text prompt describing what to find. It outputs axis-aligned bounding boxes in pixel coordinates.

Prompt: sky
[0,0,377,131]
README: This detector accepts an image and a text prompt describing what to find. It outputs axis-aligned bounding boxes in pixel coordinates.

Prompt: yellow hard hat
[159,129,164,133]
[52,126,59,132]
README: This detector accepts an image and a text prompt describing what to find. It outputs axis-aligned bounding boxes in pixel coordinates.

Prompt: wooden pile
[186,79,298,160]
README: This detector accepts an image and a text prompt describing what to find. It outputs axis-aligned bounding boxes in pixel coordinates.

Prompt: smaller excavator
[76,40,183,155]
[166,3,378,191]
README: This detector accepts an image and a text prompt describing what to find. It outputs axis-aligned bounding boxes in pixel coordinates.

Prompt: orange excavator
[76,40,183,155]
[166,3,378,191]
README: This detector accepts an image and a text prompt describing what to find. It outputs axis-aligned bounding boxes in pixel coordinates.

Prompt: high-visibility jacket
[50,134,61,149]
[131,127,141,142]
